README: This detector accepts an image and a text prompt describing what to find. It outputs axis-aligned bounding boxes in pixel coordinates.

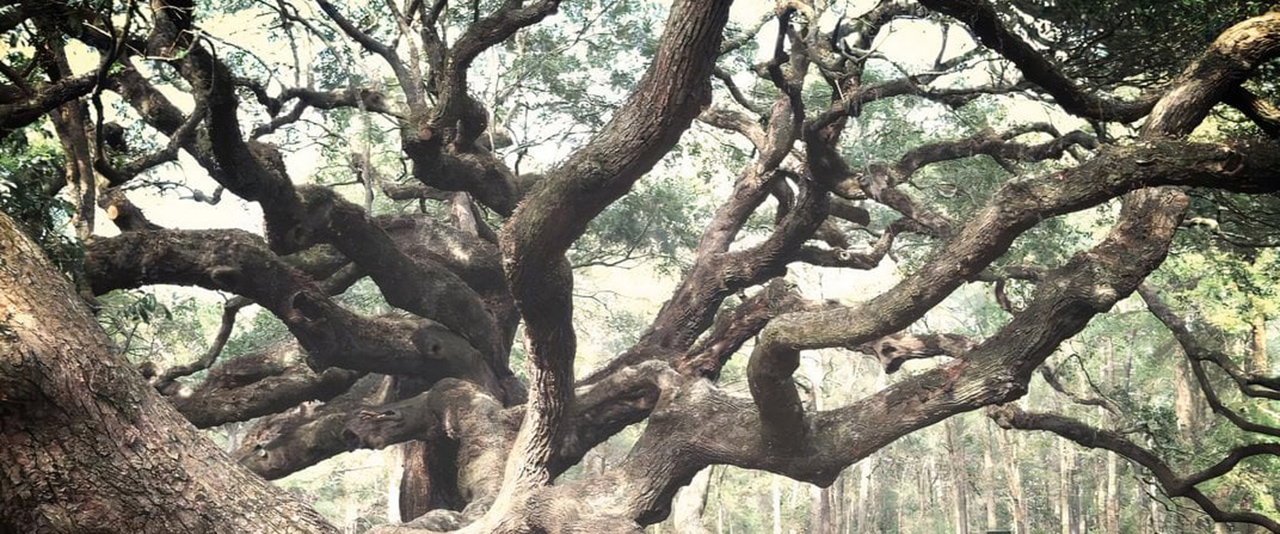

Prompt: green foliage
[97,289,209,365]
[0,128,83,277]
[1002,0,1272,89]
[274,450,393,532]
[1158,241,1280,333]
[570,176,708,272]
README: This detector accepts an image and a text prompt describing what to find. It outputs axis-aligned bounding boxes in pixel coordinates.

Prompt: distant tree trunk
[1146,481,1165,533]
[945,418,970,534]
[772,475,783,534]
[916,461,929,534]
[1252,313,1269,374]
[804,366,836,534]
[0,212,336,532]
[387,443,404,524]
[999,430,1029,534]
[716,491,724,534]
[1106,451,1119,534]
[1058,438,1080,534]
[1103,341,1120,534]
[982,420,999,531]
[856,456,876,533]
[673,467,712,534]
[834,471,848,534]
[1173,357,1200,434]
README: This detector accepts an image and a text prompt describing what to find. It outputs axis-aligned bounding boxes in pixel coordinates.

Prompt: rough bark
[0,211,337,533]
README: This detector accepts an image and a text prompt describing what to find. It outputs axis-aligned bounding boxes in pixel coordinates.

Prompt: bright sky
[33,0,1092,368]
[36,0,1088,236]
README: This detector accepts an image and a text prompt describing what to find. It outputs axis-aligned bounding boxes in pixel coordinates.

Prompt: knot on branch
[411,329,446,359]
[207,265,242,291]
[1087,283,1120,311]
[286,291,327,325]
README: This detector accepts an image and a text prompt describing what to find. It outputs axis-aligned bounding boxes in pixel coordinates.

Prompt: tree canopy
[1,0,1279,532]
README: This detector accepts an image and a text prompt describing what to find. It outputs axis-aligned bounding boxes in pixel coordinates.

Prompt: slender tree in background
[2,0,1280,532]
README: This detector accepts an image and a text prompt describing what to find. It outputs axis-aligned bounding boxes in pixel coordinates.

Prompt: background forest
[2,0,1278,533]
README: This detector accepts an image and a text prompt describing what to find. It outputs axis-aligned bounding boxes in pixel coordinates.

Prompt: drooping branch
[1224,86,1280,137]
[1139,286,1280,438]
[1140,284,1280,400]
[1038,364,1119,413]
[95,101,207,186]
[989,405,1280,533]
[919,0,1162,123]
[149,296,246,391]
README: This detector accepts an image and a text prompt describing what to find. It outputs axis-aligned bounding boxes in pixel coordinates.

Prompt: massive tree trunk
[0,212,337,532]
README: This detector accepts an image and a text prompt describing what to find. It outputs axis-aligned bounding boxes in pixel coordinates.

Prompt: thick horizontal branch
[769,139,1280,354]
[169,344,365,429]
[892,128,1099,180]
[234,374,393,479]
[0,72,98,138]
[83,229,503,392]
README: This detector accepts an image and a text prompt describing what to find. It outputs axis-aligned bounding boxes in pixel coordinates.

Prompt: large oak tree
[2,0,1280,532]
